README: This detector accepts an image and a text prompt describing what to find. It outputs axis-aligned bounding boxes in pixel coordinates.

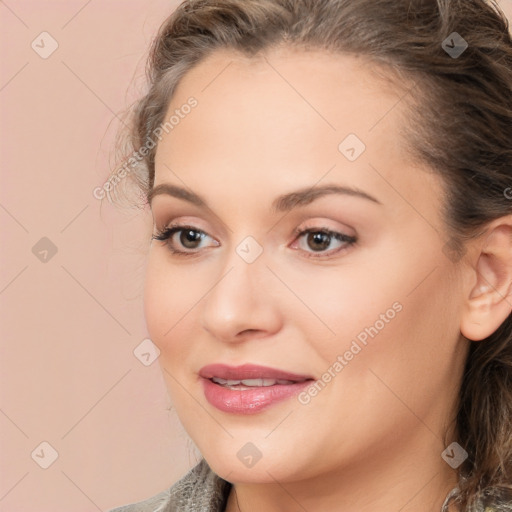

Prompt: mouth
[199,364,315,414]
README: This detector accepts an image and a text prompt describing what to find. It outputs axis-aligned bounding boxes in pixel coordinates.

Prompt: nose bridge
[200,240,281,340]
[206,242,265,314]
[214,233,269,296]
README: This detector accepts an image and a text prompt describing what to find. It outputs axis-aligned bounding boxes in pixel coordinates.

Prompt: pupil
[181,230,202,249]
[308,232,330,251]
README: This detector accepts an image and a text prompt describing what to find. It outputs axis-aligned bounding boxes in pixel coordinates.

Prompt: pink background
[1,1,511,511]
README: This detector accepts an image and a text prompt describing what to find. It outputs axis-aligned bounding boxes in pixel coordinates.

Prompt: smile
[199,364,314,414]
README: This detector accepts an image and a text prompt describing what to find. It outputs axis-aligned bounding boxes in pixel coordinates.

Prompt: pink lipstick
[199,364,314,414]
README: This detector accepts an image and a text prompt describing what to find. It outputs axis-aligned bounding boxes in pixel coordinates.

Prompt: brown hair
[112,0,512,509]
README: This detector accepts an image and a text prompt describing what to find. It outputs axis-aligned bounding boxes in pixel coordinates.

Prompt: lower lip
[201,378,312,414]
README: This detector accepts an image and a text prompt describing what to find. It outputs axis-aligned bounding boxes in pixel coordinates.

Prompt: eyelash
[151,223,357,259]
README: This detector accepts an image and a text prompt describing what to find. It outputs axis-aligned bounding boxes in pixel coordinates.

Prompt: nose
[200,249,283,343]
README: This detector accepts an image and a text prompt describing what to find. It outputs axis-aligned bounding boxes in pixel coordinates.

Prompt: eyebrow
[147,183,381,212]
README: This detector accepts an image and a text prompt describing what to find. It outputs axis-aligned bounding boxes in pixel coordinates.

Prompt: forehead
[153,46,440,215]
[156,47,414,161]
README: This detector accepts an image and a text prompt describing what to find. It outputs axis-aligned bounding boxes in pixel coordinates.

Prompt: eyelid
[293,220,355,237]
[152,207,231,241]
[154,215,211,234]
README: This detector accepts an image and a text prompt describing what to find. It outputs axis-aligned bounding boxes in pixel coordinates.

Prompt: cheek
[144,256,170,341]
[290,245,459,382]
[322,265,459,416]
[274,261,403,362]
[143,253,197,348]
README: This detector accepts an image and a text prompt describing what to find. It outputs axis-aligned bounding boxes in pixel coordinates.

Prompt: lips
[199,364,314,414]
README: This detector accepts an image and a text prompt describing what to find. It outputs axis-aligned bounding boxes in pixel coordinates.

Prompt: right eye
[151,224,219,256]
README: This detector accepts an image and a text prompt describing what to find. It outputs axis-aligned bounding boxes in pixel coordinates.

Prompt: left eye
[293,228,356,256]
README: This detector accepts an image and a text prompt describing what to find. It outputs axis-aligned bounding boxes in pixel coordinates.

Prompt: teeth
[211,377,295,387]
[241,379,276,387]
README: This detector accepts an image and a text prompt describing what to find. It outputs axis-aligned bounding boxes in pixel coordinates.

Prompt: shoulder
[107,458,232,512]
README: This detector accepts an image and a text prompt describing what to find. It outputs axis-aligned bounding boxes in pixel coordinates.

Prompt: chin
[200,435,316,482]
[204,454,293,484]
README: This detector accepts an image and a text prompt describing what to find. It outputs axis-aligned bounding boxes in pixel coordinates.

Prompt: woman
[108,0,512,510]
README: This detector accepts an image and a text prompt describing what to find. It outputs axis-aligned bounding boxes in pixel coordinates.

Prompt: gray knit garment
[108,459,231,512]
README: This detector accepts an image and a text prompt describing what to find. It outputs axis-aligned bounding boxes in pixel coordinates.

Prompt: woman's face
[144,48,468,486]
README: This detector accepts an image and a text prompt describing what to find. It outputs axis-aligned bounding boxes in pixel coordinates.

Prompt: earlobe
[460,219,512,342]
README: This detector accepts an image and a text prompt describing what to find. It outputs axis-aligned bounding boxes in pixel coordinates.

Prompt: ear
[460,216,512,341]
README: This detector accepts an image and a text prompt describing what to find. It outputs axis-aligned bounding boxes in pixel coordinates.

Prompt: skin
[143,47,512,512]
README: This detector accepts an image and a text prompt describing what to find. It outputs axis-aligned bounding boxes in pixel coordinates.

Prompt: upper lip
[199,364,314,382]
